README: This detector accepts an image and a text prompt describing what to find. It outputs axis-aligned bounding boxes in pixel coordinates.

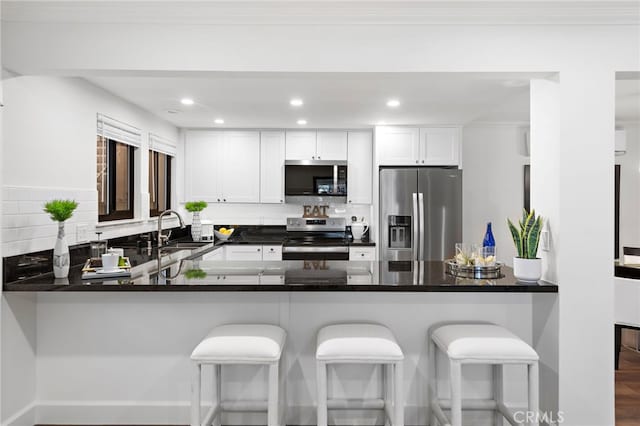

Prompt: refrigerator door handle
[412,192,419,260]
[418,192,425,261]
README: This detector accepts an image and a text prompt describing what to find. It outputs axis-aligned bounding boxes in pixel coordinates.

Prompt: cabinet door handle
[422,160,425,164]
[257,248,261,252]
[223,276,226,279]
[312,156,315,159]
[415,160,419,164]
[217,198,220,202]
[318,156,321,159]
[348,200,352,203]
[223,199,227,202]
[361,253,365,257]
[280,199,283,203]
[270,248,274,252]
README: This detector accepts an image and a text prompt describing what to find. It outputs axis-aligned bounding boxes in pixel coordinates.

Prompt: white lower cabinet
[349,246,376,261]
[223,244,283,261]
[225,245,264,261]
[201,248,224,261]
[260,274,285,285]
[347,261,374,284]
[216,274,260,284]
[262,245,283,261]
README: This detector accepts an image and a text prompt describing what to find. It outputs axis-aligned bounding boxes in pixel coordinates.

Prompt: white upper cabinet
[185,130,223,202]
[285,130,348,161]
[285,131,317,160]
[260,131,285,203]
[220,131,261,203]
[347,131,373,204]
[376,126,460,167]
[185,130,260,203]
[419,127,460,166]
[375,126,420,165]
[316,131,348,161]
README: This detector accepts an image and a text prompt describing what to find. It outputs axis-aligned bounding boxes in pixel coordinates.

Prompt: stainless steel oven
[284,160,347,203]
[283,217,350,260]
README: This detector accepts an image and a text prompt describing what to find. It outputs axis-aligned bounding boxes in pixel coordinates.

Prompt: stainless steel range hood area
[284,160,348,204]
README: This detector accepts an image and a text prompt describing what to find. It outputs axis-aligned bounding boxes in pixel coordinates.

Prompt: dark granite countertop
[615,262,640,279]
[4,258,557,293]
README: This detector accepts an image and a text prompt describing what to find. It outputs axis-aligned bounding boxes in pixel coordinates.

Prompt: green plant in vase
[44,199,78,278]
[507,209,544,282]
[185,201,208,242]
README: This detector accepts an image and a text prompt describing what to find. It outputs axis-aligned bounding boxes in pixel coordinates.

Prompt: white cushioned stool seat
[191,324,286,363]
[431,324,539,362]
[316,323,404,362]
[315,323,405,426]
[190,324,286,426]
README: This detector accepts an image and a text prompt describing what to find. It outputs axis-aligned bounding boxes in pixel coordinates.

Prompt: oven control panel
[286,217,346,232]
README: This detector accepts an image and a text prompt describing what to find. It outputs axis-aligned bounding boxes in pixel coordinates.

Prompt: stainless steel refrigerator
[380,167,462,261]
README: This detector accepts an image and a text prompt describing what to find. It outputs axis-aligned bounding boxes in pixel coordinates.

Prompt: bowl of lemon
[214,227,235,241]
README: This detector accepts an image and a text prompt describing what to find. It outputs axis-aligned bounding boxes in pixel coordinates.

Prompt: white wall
[462,125,529,266]
[29,291,533,426]
[1,76,180,257]
[616,123,640,256]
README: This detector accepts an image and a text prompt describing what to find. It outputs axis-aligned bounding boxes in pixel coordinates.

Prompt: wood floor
[617,347,640,425]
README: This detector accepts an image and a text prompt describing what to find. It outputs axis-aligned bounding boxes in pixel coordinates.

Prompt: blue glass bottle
[483,222,495,247]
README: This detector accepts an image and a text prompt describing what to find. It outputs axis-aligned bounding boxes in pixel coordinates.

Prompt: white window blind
[149,133,177,157]
[97,113,142,148]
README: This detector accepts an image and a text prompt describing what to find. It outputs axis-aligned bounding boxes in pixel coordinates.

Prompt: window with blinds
[97,114,140,222]
[148,133,175,217]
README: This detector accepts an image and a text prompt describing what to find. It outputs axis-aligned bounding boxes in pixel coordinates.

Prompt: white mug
[351,222,369,240]
[101,253,120,271]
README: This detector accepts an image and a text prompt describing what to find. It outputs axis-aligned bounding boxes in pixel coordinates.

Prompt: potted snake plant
[507,209,544,282]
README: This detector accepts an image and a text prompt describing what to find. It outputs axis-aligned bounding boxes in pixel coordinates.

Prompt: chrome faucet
[158,209,186,247]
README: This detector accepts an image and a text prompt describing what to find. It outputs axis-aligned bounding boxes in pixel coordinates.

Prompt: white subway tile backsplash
[3,201,19,215]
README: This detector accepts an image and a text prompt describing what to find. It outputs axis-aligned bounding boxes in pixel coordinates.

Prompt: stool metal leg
[382,364,393,426]
[212,364,221,426]
[449,360,462,426]
[394,361,404,426]
[317,361,328,426]
[191,362,202,426]
[427,337,436,426]
[528,362,540,426]
[493,364,504,426]
[268,362,280,426]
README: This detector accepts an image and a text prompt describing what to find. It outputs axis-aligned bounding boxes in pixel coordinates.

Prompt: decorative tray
[82,257,132,272]
[445,259,503,279]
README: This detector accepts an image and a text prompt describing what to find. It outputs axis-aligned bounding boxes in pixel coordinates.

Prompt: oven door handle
[282,246,349,253]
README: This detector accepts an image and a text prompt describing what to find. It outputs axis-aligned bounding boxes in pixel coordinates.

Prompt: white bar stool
[428,324,539,426]
[316,323,405,426]
[190,324,286,426]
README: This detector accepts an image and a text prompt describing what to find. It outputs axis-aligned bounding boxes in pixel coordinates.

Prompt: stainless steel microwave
[284,160,348,203]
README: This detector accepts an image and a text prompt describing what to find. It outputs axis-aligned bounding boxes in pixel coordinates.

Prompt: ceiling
[87,72,639,129]
[87,72,544,129]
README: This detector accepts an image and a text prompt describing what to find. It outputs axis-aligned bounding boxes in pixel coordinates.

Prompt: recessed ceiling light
[297,119,307,125]
[290,98,304,107]
[180,98,194,106]
[214,118,225,124]
[386,99,400,108]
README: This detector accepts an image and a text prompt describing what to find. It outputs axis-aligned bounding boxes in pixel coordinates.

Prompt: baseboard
[1,402,36,426]
[8,401,522,426]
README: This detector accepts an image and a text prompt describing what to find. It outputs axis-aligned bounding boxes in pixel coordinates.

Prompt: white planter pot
[513,257,542,282]
[53,222,70,278]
